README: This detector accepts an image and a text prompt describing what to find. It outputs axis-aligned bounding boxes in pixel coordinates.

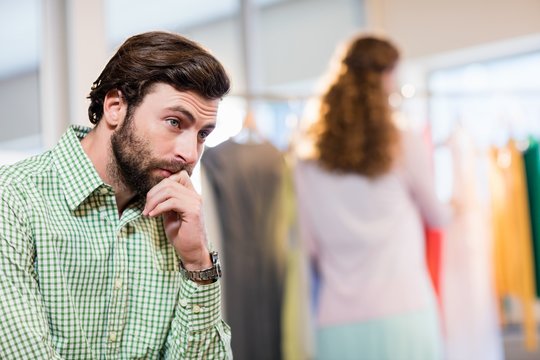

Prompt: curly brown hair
[310,35,400,178]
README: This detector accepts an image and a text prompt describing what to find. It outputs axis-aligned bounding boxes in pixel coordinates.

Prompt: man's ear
[102,89,126,128]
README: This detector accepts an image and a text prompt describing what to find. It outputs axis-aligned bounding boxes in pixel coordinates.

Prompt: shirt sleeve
[162,278,232,359]
[400,130,451,228]
[0,186,64,359]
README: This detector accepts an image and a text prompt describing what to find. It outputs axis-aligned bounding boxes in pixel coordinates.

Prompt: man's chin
[144,175,166,191]
[128,179,157,198]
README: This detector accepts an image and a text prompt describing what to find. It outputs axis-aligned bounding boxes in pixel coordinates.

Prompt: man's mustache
[157,161,193,177]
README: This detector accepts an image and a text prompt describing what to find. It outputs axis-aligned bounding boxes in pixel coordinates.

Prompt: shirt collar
[53,125,107,210]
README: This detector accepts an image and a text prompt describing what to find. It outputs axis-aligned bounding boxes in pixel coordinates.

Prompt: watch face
[210,251,219,265]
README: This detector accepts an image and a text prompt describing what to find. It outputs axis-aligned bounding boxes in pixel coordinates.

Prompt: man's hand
[142,170,212,271]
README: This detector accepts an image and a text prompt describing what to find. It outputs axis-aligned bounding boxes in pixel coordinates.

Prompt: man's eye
[199,130,211,141]
[167,119,180,128]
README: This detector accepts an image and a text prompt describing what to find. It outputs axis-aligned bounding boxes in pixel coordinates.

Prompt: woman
[294,35,449,360]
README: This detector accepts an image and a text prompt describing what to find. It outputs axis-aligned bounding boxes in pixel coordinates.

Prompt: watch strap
[179,251,222,283]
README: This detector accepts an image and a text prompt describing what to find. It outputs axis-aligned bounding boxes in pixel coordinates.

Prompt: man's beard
[109,113,193,197]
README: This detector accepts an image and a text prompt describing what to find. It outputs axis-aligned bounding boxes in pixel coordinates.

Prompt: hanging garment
[489,140,538,350]
[422,125,444,309]
[442,127,504,360]
[200,168,228,318]
[202,140,288,360]
[280,159,315,360]
[425,228,444,308]
[523,137,540,297]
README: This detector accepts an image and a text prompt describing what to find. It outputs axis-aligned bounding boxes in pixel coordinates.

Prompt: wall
[186,0,365,95]
[184,17,246,95]
[0,71,40,143]
[368,0,540,59]
[260,0,364,88]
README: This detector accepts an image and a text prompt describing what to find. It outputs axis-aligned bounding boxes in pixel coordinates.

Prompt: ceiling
[0,0,286,80]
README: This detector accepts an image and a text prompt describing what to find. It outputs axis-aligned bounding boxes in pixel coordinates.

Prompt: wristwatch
[179,251,222,283]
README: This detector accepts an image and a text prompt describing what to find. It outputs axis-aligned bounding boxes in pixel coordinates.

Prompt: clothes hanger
[232,109,265,144]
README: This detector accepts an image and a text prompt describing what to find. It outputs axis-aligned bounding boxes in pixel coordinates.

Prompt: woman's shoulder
[294,157,325,178]
[393,112,425,142]
[392,115,429,156]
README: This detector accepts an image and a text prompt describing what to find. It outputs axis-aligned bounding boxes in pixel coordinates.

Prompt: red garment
[426,228,444,306]
[422,124,445,319]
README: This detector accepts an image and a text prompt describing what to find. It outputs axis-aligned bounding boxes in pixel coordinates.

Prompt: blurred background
[1,1,539,359]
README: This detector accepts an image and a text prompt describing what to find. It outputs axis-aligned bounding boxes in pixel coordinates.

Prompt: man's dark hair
[88,31,231,124]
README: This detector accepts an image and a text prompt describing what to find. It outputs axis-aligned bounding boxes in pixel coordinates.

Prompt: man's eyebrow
[166,106,195,124]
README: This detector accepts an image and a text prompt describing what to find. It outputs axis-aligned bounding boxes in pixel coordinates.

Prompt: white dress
[441,127,504,360]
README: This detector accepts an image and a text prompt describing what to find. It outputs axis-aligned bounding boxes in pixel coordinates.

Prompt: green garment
[0,126,231,359]
[524,136,540,297]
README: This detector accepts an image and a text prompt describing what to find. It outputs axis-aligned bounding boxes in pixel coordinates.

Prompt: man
[0,31,231,359]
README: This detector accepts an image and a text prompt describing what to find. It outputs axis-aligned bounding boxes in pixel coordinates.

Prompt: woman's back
[295,129,448,326]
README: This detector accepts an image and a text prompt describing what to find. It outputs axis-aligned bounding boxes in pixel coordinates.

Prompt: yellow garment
[489,141,537,350]
[281,156,315,360]
[282,247,314,360]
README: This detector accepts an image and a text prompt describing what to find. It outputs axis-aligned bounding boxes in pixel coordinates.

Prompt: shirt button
[193,304,201,314]
[179,298,188,307]
[114,278,123,289]
[100,187,108,195]
[109,332,117,342]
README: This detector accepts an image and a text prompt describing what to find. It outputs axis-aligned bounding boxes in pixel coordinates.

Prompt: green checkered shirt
[0,126,232,359]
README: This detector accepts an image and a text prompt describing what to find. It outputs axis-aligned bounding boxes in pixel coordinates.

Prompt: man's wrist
[179,251,222,284]
[181,257,213,271]
[179,247,212,271]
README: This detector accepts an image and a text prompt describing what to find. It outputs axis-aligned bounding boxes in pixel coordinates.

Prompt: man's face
[110,83,219,196]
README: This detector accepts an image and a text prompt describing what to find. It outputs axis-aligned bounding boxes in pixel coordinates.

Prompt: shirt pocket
[127,267,181,351]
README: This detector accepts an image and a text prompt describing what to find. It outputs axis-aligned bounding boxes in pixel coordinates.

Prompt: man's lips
[156,168,173,177]
[155,163,193,178]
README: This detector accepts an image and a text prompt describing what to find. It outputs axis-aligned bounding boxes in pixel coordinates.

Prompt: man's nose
[174,133,199,165]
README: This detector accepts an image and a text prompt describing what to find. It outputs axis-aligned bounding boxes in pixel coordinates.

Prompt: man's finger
[169,170,196,191]
[143,182,191,216]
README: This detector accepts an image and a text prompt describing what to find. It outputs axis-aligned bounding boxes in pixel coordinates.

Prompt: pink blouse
[294,129,450,326]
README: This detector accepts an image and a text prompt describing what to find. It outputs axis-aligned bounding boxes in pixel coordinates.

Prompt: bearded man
[0,31,231,359]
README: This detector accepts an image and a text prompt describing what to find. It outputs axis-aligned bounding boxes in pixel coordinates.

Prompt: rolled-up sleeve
[401,130,452,228]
